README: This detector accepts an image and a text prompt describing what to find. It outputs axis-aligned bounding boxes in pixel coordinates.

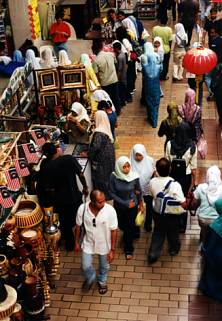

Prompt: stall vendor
[50,12,71,54]
[67,102,91,144]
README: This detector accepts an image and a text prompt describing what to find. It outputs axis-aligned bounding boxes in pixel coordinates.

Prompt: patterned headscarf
[178,88,200,124]
[165,101,182,130]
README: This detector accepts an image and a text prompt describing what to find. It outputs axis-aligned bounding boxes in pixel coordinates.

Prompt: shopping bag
[197,136,207,159]
[135,210,145,226]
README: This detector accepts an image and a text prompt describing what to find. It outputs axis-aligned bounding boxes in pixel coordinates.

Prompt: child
[173,23,188,81]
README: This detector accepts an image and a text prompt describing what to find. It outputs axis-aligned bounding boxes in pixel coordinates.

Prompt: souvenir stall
[0,127,62,321]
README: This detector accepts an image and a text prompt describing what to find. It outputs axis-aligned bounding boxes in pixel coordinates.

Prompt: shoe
[125,253,133,260]
[148,255,158,264]
[169,250,179,256]
[173,77,178,81]
[82,279,94,292]
[160,76,169,81]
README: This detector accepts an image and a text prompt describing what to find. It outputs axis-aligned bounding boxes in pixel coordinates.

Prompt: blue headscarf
[143,53,161,79]
[13,50,24,63]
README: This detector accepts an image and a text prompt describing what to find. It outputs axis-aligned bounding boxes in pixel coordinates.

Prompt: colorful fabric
[50,21,71,43]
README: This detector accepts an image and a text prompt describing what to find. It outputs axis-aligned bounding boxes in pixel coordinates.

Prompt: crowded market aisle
[46,20,222,321]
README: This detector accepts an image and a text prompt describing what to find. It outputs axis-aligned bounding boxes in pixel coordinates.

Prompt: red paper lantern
[183,47,218,75]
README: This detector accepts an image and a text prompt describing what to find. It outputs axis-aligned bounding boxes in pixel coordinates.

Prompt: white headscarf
[58,50,71,66]
[175,23,188,46]
[94,110,114,143]
[80,53,92,67]
[206,165,222,205]
[153,36,164,54]
[92,89,115,111]
[130,144,155,191]
[70,102,90,123]
[113,156,139,182]
[122,17,138,40]
[40,47,58,68]
[26,49,41,69]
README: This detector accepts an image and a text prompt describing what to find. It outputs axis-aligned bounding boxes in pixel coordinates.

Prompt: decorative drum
[14,200,43,228]
[0,285,17,320]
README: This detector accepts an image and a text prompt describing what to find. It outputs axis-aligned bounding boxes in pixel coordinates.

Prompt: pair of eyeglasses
[92,218,96,227]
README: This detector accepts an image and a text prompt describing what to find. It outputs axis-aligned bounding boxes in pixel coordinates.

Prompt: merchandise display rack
[137,0,156,20]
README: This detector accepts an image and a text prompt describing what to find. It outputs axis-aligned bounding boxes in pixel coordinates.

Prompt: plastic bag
[197,136,207,159]
[135,210,145,226]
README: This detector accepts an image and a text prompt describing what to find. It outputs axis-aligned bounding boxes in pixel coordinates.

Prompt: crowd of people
[1,1,222,302]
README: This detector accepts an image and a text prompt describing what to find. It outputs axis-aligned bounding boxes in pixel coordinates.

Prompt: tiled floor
[47,18,222,321]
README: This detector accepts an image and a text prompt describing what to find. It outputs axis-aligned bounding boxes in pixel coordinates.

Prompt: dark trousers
[148,213,181,259]
[127,60,136,93]
[102,82,121,115]
[167,0,177,21]
[114,203,138,254]
[182,22,195,46]
[143,195,153,230]
[55,202,82,250]
[160,52,170,80]
[118,82,128,106]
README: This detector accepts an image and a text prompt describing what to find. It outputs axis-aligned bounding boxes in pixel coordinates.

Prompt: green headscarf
[165,101,182,130]
[210,198,222,238]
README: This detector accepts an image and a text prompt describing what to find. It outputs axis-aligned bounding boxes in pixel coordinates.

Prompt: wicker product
[20,229,38,249]
[14,200,43,228]
[0,255,9,278]
[0,285,17,320]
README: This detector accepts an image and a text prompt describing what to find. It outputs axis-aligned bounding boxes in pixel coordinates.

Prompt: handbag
[153,180,184,215]
[197,136,207,159]
[79,199,86,244]
[135,207,145,226]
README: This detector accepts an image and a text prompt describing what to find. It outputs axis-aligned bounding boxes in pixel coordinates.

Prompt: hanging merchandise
[4,168,21,192]
[22,143,40,164]
[31,129,46,146]
[14,158,30,177]
[0,186,14,209]
[27,0,41,40]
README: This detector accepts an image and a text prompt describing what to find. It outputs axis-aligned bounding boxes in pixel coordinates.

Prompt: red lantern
[183,47,218,75]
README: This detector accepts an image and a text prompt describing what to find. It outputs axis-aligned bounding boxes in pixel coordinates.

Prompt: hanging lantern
[183,47,217,75]
[183,46,218,103]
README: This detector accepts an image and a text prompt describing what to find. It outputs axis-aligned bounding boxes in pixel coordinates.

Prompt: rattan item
[0,284,17,320]
[14,200,43,228]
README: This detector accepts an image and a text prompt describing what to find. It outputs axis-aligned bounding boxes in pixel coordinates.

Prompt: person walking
[148,158,187,264]
[172,23,188,81]
[152,17,173,80]
[92,40,121,115]
[75,190,118,295]
[130,144,156,232]
[109,156,143,260]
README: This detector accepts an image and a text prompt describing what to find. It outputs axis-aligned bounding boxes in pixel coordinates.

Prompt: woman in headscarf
[58,50,71,66]
[26,49,41,70]
[40,47,58,68]
[130,144,155,232]
[66,102,91,144]
[158,101,182,151]
[153,36,164,64]
[92,89,115,111]
[173,23,188,80]
[141,43,162,128]
[198,198,222,301]
[178,88,203,143]
[80,53,100,111]
[13,50,25,63]
[192,166,222,243]
[109,156,143,259]
[88,110,115,200]
[166,121,197,232]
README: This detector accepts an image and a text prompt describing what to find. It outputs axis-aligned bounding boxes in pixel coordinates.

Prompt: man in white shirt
[75,189,118,294]
[148,158,187,264]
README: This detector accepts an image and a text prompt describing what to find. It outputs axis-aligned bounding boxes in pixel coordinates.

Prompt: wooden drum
[15,200,43,229]
[0,285,17,320]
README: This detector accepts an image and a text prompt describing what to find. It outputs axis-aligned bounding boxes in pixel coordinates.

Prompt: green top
[152,26,173,54]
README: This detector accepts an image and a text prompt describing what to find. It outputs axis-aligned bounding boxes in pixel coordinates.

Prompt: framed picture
[100,0,117,11]
[59,68,86,89]
[37,69,59,92]
[40,92,59,109]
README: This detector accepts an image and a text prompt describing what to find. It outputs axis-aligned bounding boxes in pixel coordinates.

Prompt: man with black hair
[75,189,118,295]
[203,8,222,45]
[50,11,71,54]
[92,40,121,115]
[147,157,187,264]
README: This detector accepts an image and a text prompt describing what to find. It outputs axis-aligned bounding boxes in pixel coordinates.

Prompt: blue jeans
[82,252,109,285]
[54,42,68,55]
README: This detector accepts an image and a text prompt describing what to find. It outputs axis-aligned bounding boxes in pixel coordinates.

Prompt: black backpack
[170,156,186,188]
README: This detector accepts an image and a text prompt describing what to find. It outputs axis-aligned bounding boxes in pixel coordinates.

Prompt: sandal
[125,254,133,260]
[98,282,108,295]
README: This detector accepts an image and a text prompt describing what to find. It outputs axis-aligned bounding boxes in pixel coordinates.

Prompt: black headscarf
[170,122,196,157]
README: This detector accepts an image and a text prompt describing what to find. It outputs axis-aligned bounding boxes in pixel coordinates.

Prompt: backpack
[170,156,187,187]
[153,180,184,215]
